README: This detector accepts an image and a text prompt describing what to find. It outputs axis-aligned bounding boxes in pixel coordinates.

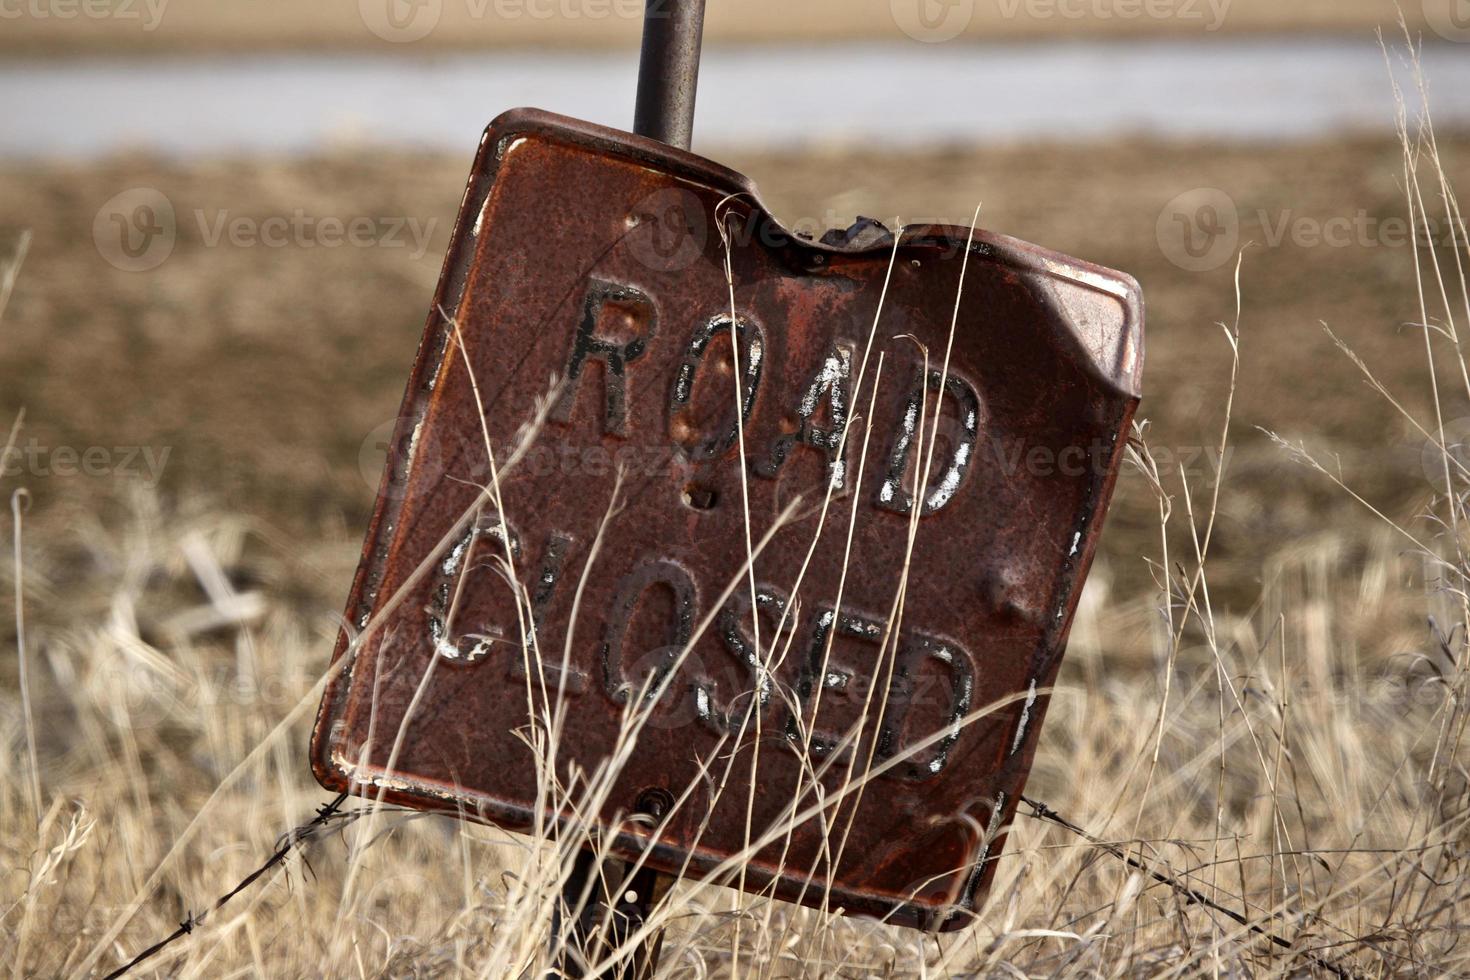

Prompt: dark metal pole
[552,850,669,980]
[552,792,676,978]
[632,0,707,150]
[546,9,700,974]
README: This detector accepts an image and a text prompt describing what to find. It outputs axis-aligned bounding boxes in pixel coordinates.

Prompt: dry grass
[8,46,1470,980]
[5,420,1461,978]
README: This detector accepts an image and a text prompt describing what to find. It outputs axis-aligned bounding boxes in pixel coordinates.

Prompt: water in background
[2,38,1467,158]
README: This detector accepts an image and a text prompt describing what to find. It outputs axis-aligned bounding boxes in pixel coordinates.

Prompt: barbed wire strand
[99,791,1363,979]
[1017,794,1357,980]
[100,792,350,980]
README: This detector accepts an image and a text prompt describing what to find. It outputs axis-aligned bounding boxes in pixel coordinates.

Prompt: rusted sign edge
[310,107,1144,931]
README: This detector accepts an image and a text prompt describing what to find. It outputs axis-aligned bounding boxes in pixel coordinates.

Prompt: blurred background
[6,2,1470,973]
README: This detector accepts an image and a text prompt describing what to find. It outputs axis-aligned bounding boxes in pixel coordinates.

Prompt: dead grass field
[4,117,1470,974]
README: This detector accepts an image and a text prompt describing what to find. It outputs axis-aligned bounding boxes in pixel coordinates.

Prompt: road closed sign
[311,109,1143,931]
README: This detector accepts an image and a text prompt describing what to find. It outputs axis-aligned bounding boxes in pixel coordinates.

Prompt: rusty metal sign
[311,108,1143,930]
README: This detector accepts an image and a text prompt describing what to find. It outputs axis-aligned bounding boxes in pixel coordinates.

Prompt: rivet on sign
[681,483,718,510]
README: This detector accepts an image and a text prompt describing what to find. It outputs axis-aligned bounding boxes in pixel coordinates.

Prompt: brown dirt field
[0,133,1466,663]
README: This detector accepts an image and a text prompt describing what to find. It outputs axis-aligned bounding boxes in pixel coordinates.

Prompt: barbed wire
[99,791,1365,979]
[1017,794,1358,980]
[100,792,351,980]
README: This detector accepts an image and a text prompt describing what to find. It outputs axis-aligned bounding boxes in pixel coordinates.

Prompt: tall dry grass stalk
[5,38,1470,979]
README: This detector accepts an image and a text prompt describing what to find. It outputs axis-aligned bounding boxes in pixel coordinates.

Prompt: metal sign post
[553,5,707,974]
[632,0,706,150]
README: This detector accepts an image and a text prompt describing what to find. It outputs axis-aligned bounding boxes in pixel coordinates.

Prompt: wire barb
[1018,794,1358,980]
[99,792,351,980]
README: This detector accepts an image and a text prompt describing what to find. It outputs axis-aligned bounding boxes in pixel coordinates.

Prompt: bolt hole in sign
[312,109,1143,931]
